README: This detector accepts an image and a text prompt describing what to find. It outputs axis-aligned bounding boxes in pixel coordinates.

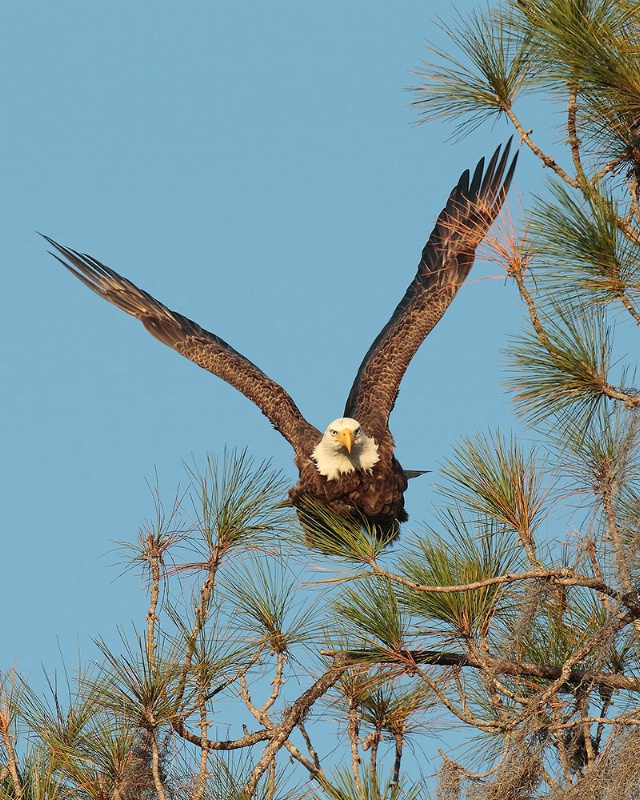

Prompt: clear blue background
[2,0,543,727]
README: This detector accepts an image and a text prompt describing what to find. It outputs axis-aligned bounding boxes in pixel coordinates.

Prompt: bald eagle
[44,141,516,544]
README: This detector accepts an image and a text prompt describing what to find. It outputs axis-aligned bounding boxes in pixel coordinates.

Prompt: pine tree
[4,1,640,798]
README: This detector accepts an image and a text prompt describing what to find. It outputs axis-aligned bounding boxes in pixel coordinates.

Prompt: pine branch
[242,656,350,799]
[370,563,629,605]
[504,105,579,186]
[567,83,587,185]
[322,645,640,693]
[170,719,270,751]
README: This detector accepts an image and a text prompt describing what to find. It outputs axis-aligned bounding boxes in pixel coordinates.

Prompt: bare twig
[504,106,580,187]
[392,729,403,788]
[174,548,223,710]
[347,697,364,794]
[616,289,640,327]
[242,656,350,799]
[567,84,587,186]
[144,531,163,672]
[591,152,627,185]
[149,729,168,800]
[191,698,210,800]
[298,721,322,774]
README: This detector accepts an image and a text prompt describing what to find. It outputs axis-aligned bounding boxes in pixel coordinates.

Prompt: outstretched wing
[43,236,321,455]
[344,141,517,439]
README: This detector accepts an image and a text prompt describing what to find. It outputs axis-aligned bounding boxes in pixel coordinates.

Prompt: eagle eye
[330,429,337,436]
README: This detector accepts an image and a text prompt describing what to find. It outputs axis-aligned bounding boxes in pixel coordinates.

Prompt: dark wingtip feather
[446,139,517,220]
[479,138,515,200]
[469,155,486,195]
[456,167,471,196]
[502,146,519,196]
[42,234,110,297]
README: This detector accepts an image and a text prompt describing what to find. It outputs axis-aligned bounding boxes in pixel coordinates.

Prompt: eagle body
[290,420,408,540]
[44,141,517,545]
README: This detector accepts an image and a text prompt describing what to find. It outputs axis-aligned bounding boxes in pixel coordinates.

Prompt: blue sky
[2,0,544,753]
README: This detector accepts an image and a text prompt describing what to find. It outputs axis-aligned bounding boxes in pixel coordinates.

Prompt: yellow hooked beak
[338,428,353,453]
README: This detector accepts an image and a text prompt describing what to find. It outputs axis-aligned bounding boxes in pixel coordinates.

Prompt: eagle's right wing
[344,141,517,441]
[43,237,321,455]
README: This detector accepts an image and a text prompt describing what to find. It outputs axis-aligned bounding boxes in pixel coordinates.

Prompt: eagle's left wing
[42,237,322,455]
[344,141,517,440]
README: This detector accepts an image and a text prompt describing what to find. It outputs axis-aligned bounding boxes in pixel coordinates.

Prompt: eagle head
[311,417,379,480]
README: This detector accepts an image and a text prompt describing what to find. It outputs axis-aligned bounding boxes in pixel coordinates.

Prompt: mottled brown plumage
[43,141,516,544]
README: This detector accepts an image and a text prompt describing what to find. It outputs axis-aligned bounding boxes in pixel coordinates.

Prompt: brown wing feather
[42,236,321,455]
[344,140,517,439]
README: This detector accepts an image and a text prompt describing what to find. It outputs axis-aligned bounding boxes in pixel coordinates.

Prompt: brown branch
[239,669,272,729]
[242,656,350,799]
[370,563,576,593]
[476,636,533,708]
[510,262,550,343]
[550,706,573,784]
[172,653,263,748]
[473,638,529,715]
[347,697,364,794]
[282,733,332,790]
[504,106,580,187]
[413,665,503,732]
[600,479,640,642]
[174,548,223,710]
[238,652,285,723]
[580,697,597,770]
[370,563,639,613]
[595,689,615,749]
[368,729,381,798]
[617,290,640,327]
[322,642,640,693]
[451,669,467,719]
[392,729,403,788]
[149,729,167,800]
[600,382,640,407]
[298,721,322,774]
[171,719,270,751]
[585,539,614,613]
[0,677,22,800]
[627,174,640,226]
[506,80,640,274]
[261,652,285,715]
[144,531,162,672]
[555,714,640,729]
[282,737,322,777]
[507,600,639,734]
[591,152,627,185]
[567,84,587,186]
[191,699,210,800]
[616,212,640,247]
[602,481,633,594]
[267,758,276,800]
